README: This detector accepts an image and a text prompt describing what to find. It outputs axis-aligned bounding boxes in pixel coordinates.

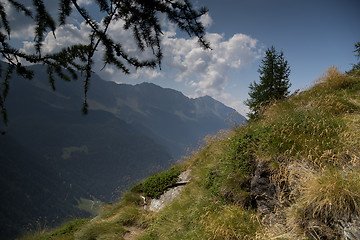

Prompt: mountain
[19,68,360,240]
[87,80,245,158]
[0,63,245,239]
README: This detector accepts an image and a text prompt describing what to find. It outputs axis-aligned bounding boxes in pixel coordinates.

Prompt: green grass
[18,219,90,240]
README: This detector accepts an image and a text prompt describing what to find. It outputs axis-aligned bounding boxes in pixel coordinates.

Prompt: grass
[18,219,90,240]
[299,166,360,223]
[16,68,360,240]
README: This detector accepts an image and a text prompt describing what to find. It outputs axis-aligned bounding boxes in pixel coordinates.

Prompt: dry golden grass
[314,66,355,90]
[298,167,360,223]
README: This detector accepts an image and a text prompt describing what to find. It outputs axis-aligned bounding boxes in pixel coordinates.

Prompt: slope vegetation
[19,67,360,239]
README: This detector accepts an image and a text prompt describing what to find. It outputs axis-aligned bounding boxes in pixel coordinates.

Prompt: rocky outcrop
[147,170,191,212]
[250,162,278,223]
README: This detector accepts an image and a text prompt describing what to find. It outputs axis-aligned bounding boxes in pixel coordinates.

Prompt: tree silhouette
[348,41,360,75]
[0,0,210,128]
[245,46,291,119]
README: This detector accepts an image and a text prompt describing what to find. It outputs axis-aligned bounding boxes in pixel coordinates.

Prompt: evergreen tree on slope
[245,46,291,119]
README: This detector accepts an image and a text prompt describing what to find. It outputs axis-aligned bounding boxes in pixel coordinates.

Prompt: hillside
[0,63,244,239]
[19,67,360,240]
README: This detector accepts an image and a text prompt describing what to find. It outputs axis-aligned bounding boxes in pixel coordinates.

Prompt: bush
[132,167,181,199]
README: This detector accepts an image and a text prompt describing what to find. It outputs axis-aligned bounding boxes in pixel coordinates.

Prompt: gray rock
[250,163,277,222]
[148,185,186,212]
[342,219,360,240]
[147,170,191,212]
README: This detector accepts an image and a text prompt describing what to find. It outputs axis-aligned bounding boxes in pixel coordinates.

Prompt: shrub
[132,167,181,199]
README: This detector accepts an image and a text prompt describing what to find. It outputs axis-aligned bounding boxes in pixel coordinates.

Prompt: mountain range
[0,63,246,239]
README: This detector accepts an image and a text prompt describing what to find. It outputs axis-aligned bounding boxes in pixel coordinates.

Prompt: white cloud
[21,21,91,55]
[227,99,249,118]
[199,13,213,28]
[131,68,164,80]
[4,0,94,41]
[162,32,261,98]
[77,0,92,5]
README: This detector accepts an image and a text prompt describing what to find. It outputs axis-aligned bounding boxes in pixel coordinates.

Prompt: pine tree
[347,41,360,75]
[245,46,291,119]
[0,0,210,129]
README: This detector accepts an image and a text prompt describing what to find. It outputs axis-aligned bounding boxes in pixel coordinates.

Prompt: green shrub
[132,167,181,199]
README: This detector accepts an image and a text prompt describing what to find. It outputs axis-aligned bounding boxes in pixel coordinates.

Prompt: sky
[3,0,360,116]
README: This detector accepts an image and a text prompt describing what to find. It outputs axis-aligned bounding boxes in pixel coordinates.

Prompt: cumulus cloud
[77,0,92,5]
[4,0,93,41]
[21,21,91,54]
[162,32,261,98]
[199,13,213,28]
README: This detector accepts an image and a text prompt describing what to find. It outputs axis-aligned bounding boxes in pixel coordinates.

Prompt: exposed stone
[339,218,360,240]
[147,170,191,212]
[148,185,186,212]
[250,162,277,223]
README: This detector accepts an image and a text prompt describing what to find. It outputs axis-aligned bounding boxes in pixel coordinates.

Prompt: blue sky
[192,0,360,114]
[5,0,360,116]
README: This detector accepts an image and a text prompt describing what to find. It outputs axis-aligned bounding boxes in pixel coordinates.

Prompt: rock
[178,169,191,182]
[147,170,191,212]
[341,218,360,240]
[148,185,186,212]
[250,163,277,222]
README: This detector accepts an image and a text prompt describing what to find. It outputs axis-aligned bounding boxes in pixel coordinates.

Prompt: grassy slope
[18,67,360,240]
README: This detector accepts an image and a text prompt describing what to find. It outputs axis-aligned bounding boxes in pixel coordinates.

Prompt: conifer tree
[0,0,210,128]
[348,41,360,74]
[245,46,291,119]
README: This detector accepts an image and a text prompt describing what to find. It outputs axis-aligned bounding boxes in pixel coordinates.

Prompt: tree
[0,0,210,129]
[347,41,360,75]
[245,46,291,119]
